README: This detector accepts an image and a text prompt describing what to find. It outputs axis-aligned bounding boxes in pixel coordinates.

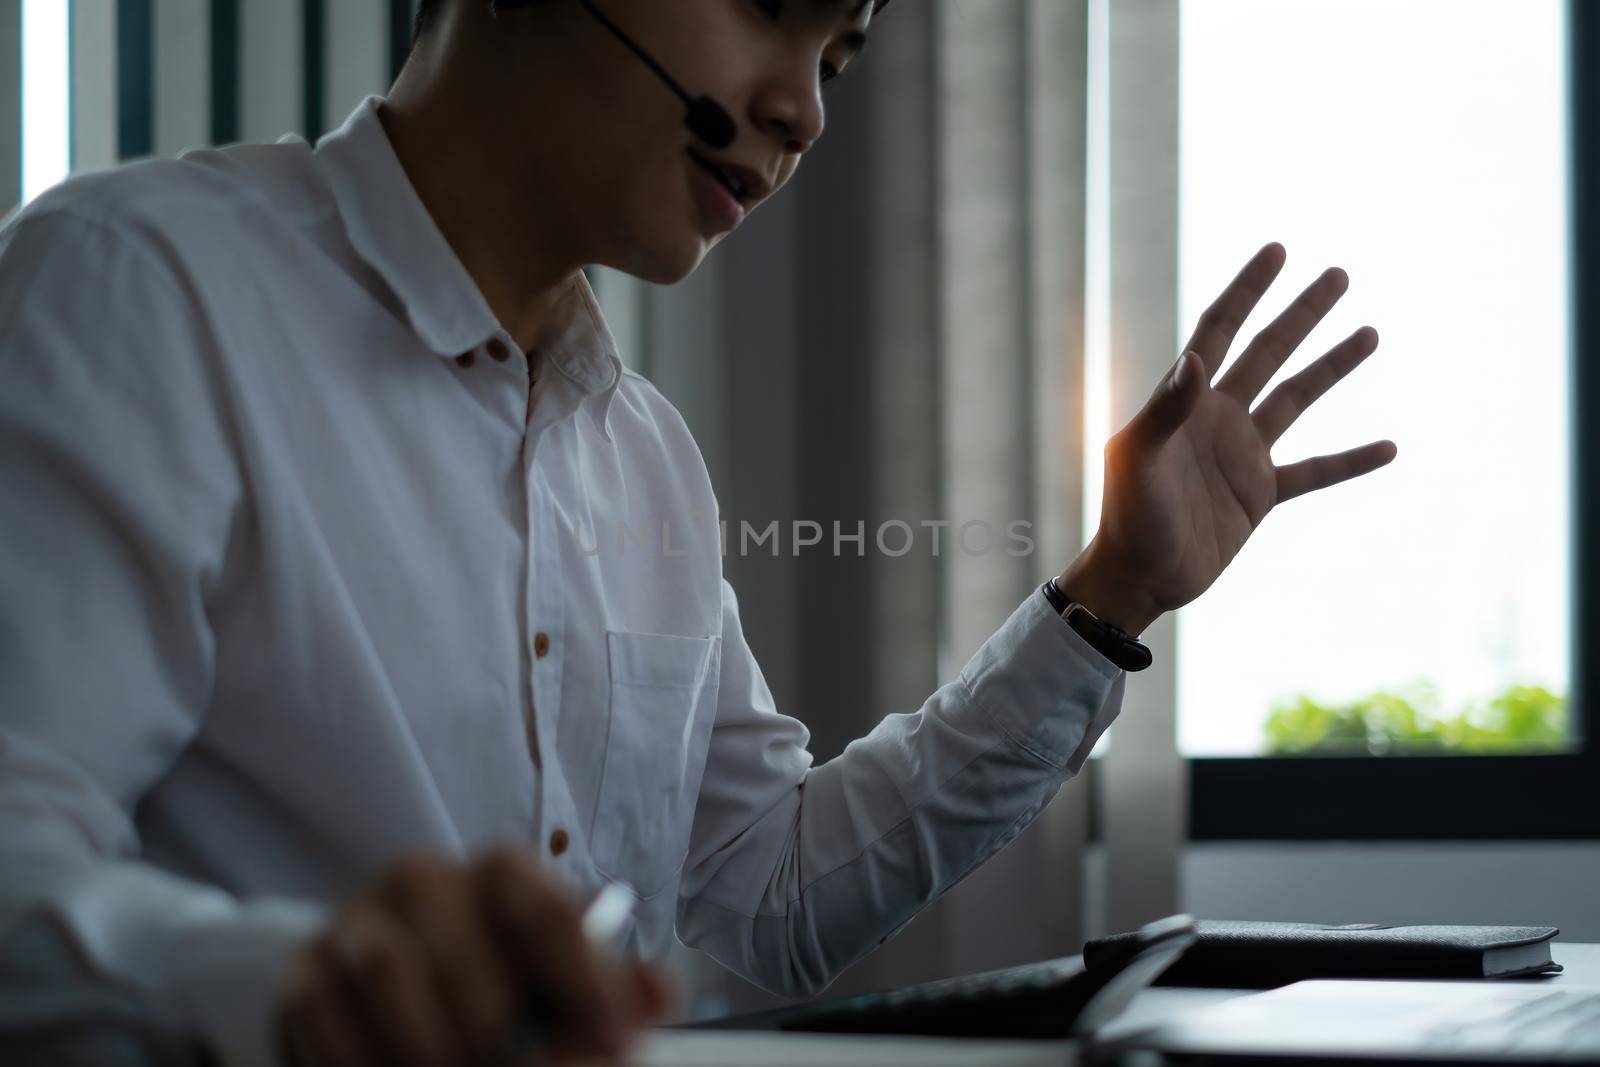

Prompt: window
[20,0,69,208]
[1177,0,1570,758]
[1182,0,1600,837]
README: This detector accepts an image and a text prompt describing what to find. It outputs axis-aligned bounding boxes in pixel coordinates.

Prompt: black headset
[490,0,738,149]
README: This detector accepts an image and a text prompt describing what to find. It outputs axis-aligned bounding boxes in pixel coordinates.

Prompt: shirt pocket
[589,630,721,898]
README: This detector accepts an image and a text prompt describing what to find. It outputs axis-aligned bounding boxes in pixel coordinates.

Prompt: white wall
[1088,843,1600,942]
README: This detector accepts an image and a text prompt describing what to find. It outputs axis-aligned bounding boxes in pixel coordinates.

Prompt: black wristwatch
[1040,577,1153,672]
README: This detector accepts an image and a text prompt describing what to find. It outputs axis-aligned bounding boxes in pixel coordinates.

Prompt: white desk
[630,943,1600,1067]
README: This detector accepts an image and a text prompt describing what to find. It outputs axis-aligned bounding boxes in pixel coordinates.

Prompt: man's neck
[377,79,584,355]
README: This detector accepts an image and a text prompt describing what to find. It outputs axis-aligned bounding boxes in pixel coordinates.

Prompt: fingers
[474,849,630,1061]
[1275,439,1398,504]
[282,900,457,1067]
[623,962,675,1029]
[1216,266,1350,405]
[276,848,643,1067]
[279,953,369,1067]
[1252,326,1380,445]
[333,904,458,1067]
[1181,241,1287,379]
[380,853,518,1065]
[1254,323,1382,444]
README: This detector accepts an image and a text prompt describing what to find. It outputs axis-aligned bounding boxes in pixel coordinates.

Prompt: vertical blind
[1,1,20,212]
[1,0,420,218]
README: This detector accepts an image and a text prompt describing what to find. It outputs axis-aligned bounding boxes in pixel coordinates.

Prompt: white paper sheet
[628,1030,1076,1067]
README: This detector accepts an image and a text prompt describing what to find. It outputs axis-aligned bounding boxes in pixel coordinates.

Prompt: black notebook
[1084,920,1561,989]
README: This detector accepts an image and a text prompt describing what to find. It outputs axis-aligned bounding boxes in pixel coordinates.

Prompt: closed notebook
[1083,920,1561,989]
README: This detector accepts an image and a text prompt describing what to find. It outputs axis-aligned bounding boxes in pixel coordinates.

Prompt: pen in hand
[580,880,639,950]
[275,852,672,1067]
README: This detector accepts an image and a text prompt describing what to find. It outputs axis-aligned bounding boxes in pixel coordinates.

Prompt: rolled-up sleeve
[676,578,1124,997]
[0,207,327,1067]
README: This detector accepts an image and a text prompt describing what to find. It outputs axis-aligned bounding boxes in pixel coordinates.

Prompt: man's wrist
[1055,543,1162,637]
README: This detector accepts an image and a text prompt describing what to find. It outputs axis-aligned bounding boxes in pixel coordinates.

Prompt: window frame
[1187,0,1600,841]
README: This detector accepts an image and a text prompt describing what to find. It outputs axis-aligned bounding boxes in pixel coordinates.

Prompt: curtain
[1,0,19,215]
[1099,0,1185,937]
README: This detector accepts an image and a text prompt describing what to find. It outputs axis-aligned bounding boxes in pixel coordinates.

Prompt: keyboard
[694,956,1101,1038]
[689,915,1198,1039]
[1424,990,1600,1055]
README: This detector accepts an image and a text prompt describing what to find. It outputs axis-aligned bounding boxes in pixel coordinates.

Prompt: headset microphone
[571,0,737,148]
[493,0,738,149]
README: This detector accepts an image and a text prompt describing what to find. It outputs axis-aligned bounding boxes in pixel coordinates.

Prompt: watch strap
[1041,577,1154,672]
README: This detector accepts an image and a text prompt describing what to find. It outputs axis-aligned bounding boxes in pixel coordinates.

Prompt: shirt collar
[314,95,623,432]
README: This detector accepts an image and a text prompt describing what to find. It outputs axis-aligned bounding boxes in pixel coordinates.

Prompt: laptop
[1121,976,1600,1062]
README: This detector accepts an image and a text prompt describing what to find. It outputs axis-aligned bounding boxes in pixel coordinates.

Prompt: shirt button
[487,338,511,362]
[455,350,475,369]
[533,632,551,658]
[548,829,569,856]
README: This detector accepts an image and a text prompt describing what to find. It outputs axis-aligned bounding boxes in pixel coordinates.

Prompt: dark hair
[411,0,890,50]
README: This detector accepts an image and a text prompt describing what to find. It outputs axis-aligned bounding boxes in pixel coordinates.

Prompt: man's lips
[687,151,747,232]
[685,148,772,206]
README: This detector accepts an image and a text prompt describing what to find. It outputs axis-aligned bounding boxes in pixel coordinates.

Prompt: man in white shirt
[0,0,1395,1064]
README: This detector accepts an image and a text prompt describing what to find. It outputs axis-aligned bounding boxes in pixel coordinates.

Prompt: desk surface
[630,943,1600,1067]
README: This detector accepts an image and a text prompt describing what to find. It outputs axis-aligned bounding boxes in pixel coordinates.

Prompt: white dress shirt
[0,95,1126,1066]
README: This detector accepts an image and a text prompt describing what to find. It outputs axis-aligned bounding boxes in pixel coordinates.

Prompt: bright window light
[1082,0,1111,546]
[1082,0,1112,758]
[22,0,71,205]
[1176,0,1570,755]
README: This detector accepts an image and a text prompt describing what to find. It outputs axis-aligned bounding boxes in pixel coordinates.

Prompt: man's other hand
[1061,241,1397,634]
[274,848,669,1066]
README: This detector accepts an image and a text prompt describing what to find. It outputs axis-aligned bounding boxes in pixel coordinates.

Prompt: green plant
[1261,681,1567,756]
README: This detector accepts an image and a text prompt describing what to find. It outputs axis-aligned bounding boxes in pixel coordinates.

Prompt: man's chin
[623,237,713,286]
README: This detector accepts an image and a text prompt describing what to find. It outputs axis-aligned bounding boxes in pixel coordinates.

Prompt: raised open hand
[1060,242,1396,635]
